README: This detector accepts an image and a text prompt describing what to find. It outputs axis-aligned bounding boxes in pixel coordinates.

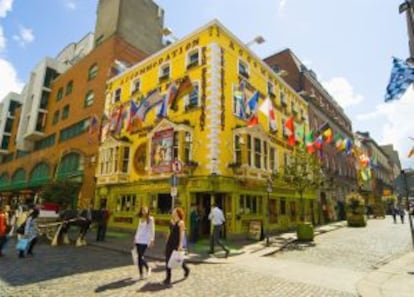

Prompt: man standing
[189,204,200,243]
[208,201,230,258]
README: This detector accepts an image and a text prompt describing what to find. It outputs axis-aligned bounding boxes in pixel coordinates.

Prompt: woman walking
[0,206,7,257]
[19,208,39,258]
[163,207,190,286]
[133,206,155,280]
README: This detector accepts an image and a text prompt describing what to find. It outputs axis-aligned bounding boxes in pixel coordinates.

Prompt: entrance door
[196,193,211,238]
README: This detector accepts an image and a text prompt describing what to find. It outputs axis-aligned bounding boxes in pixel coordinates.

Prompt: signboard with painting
[248,220,262,241]
[151,128,173,173]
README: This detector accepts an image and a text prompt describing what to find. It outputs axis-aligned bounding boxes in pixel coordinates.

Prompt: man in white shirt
[208,202,230,258]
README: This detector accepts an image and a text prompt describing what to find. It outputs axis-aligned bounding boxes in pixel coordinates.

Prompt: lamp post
[401,170,414,248]
[266,177,273,246]
[245,35,266,47]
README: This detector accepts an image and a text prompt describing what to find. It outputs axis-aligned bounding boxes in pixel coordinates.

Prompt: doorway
[195,193,227,239]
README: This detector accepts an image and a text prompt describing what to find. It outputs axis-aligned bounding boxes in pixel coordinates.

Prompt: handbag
[167,250,185,269]
[131,248,138,266]
[16,238,29,251]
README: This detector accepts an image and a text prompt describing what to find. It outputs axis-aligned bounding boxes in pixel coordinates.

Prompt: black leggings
[165,248,189,282]
[136,244,148,275]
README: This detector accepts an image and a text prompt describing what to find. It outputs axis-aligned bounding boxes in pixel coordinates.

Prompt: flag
[360,168,371,181]
[314,135,323,150]
[284,116,295,147]
[345,138,353,155]
[334,133,344,151]
[127,100,139,131]
[259,97,277,131]
[247,91,259,127]
[234,82,248,119]
[88,115,99,144]
[409,147,414,158]
[157,95,168,118]
[305,132,315,153]
[114,104,126,135]
[295,123,305,143]
[170,76,194,110]
[166,82,178,105]
[136,89,164,121]
[323,128,333,143]
[385,57,414,102]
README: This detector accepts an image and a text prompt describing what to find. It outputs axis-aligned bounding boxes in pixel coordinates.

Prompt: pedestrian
[208,201,230,258]
[0,206,8,257]
[96,207,110,242]
[162,207,190,286]
[392,206,397,224]
[133,206,155,280]
[19,208,39,258]
[399,206,405,224]
[189,204,200,244]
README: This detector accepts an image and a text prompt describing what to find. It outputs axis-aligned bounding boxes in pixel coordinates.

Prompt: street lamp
[245,35,265,47]
[161,27,179,42]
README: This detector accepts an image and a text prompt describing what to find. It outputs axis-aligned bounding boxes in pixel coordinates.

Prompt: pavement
[357,250,414,297]
[85,221,348,263]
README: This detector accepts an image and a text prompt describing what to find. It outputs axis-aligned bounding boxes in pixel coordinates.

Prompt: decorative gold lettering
[229,41,235,50]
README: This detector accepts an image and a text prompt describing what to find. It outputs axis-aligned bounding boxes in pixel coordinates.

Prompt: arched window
[88,63,98,80]
[11,168,26,188]
[57,152,82,179]
[30,162,50,186]
[65,80,73,95]
[84,90,94,107]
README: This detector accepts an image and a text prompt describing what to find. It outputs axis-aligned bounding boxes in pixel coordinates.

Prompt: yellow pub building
[96,20,314,238]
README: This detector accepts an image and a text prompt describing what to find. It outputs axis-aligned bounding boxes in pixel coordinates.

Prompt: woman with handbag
[19,208,39,258]
[162,207,190,286]
[133,206,155,280]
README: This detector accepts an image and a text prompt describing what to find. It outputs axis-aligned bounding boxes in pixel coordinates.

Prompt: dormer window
[159,63,170,82]
[238,60,249,79]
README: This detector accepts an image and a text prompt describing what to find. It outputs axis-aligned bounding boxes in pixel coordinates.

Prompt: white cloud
[0,26,5,50]
[64,0,77,10]
[357,86,414,168]
[279,0,288,11]
[0,58,23,100]
[13,25,34,47]
[0,0,13,18]
[322,77,364,108]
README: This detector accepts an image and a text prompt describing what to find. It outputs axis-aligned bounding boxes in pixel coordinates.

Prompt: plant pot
[347,214,367,227]
[296,222,314,241]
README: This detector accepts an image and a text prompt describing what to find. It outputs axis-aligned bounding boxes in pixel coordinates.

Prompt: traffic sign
[172,159,183,174]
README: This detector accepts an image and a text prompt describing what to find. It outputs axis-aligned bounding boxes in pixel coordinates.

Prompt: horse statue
[51,208,102,247]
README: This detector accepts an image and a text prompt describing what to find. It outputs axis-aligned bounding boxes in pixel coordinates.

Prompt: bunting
[305,132,315,153]
[323,128,333,144]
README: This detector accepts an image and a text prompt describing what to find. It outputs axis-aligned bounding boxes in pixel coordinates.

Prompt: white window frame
[113,88,122,103]
[184,80,200,109]
[186,48,200,69]
[130,78,141,95]
[238,59,249,78]
[159,62,171,81]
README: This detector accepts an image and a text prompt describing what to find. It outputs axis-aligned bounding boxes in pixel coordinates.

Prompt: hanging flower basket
[345,192,366,227]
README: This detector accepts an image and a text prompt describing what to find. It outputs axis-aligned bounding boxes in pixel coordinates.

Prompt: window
[59,119,88,142]
[280,198,286,215]
[239,195,262,215]
[34,134,55,151]
[88,63,98,80]
[282,119,288,137]
[131,79,140,95]
[1,136,10,150]
[52,110,60,125]
[271,64,280,73]
[44,67,58,88]
[114,88,121,103]
[283,152,289,167]
[56,88,63,101]
[187,49,199,69]
[290,201,297,221]
[157,193,172,214]
[35,113,46,132]
[254,138,261,168]
[40,91,49,109]
[263,141,268,170]
[122,147,130,173]
[280,90,287,106]
[116,194,136,212]
[4,118,13,133]
[65,80,73,95]
[270,147,277,171]
[238,60,249,78]
[56,153,81,179]
[8,100,21,117]
[234,135,242,165]
[159,63,170,81]
[184,132,192,163]
[173,131,179,160]
[185,82,199,109]
[1,153,14,164]
[84,90,94,107]
[247,135,252,166]
[62,105,70,120]
[268,81,275,96]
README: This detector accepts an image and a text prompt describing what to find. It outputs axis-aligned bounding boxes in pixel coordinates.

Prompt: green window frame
[88,63,98,80]
[11,168,26,187]
[56,153,82,179]
[84,90,94,107]
[53,110,60,125]
[59,119,89,142]
[66,80,73,95]
[62,105,70,120]
[56,87,63,101]
[30,162,50,186]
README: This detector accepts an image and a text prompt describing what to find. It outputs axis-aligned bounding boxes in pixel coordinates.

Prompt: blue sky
[0,0,412,167]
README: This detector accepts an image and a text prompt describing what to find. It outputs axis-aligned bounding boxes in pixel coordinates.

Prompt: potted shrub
[345,192,367,227]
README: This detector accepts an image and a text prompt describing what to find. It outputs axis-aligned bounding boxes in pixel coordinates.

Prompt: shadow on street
[94,277,136,293]
[0,237,131,286]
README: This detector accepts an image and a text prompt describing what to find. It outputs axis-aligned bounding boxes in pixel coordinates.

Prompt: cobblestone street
[0,217,412,297]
